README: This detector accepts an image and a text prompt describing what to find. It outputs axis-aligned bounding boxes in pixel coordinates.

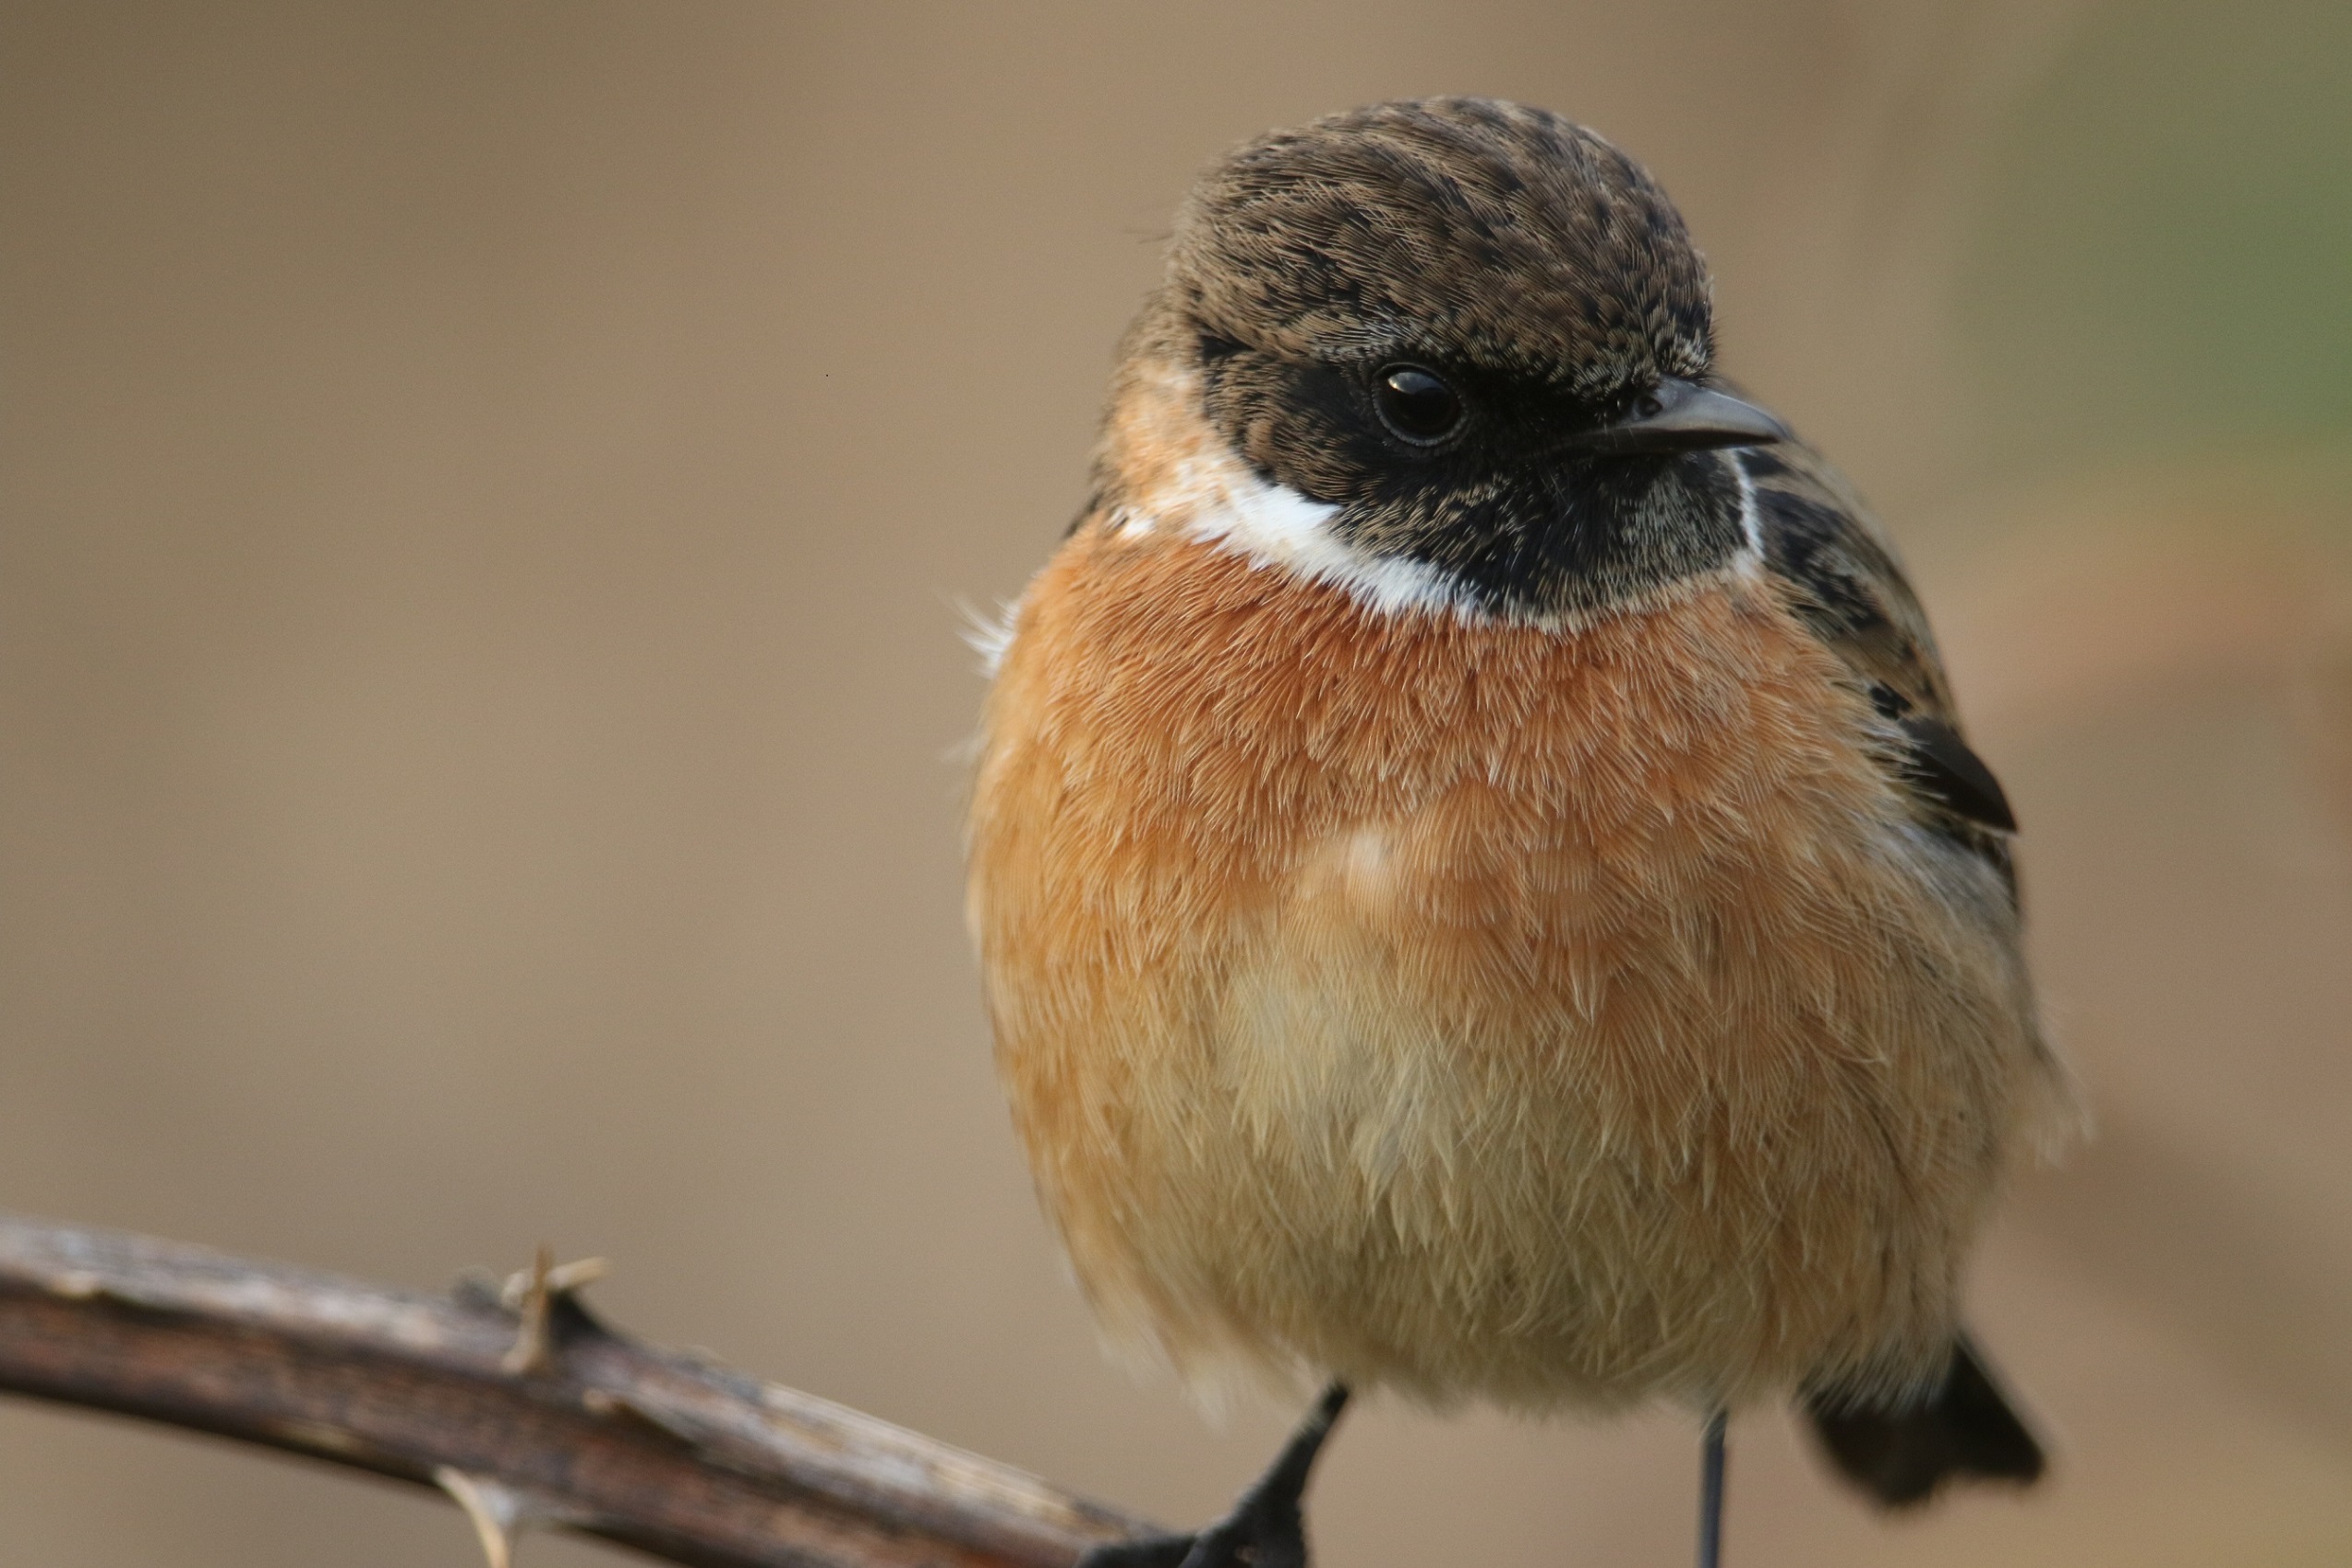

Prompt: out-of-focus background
[4,3,2349,1564]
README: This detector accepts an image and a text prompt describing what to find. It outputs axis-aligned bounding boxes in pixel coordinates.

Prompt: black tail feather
[1805,1335,2046,1508]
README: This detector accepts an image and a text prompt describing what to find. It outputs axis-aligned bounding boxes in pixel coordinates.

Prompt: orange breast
[968,526,2040,1412]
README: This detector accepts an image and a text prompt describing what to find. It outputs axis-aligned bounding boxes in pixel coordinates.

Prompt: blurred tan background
[5,3,2350,1564]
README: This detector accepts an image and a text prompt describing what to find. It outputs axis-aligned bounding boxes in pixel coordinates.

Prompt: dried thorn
[499,1246,610,1376]
[435,1466,522,1568]
[499,1245,552,1315]
[501,1246,553,1376]
[546,1256,609,1294]
[432,1466,588,1567]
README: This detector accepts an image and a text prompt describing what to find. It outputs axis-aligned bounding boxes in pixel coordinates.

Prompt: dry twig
[0,1213,1153,1568]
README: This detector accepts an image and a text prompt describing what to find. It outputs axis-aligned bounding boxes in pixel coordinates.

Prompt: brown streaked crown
[1170,98,1713,397]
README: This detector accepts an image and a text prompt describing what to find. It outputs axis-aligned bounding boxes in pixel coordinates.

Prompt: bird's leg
[1080,1384,1351,1568]
[1696,1407,1729,1568]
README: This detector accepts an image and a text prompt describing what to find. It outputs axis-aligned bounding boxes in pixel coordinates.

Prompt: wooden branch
[0,1213,1156,1568]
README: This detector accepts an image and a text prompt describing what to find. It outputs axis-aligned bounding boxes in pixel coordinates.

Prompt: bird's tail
[1803,1335,2046,1507]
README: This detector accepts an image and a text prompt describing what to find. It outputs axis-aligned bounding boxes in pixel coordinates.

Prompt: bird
[966,97,2069,1568]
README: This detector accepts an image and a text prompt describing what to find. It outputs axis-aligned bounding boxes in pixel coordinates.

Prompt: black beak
[1566,377,1791,455]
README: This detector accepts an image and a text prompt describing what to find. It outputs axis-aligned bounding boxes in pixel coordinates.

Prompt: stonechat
[967,98,2065,1568]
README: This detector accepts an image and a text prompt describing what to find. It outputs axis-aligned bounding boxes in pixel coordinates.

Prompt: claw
[1081,1534,1200,1568]
[1080,1386,1349,1568]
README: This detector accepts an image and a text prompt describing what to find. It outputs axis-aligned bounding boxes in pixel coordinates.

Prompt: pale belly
[971,535,2044,1413]
[1027,816,2025,1413]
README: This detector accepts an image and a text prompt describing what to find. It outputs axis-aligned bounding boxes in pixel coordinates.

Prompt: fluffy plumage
[967,98,2067,1514]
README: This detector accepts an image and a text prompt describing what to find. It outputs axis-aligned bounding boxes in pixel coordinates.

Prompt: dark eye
[1373,364,1464,444]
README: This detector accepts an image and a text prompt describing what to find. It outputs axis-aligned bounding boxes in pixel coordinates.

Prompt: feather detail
[969,525,2052,1412]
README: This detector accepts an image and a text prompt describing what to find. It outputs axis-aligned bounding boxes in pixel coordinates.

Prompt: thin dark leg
[1080,1384,1352,1568]
[1697,1407,1729,1568]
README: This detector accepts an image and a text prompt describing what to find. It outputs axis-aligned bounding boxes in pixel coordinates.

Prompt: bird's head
[1100,97,1788,623]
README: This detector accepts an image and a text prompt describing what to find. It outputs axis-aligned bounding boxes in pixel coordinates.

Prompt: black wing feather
[1806,1335,2046,1507]
[1741,444,2019,863]
[1894,715,2017,833]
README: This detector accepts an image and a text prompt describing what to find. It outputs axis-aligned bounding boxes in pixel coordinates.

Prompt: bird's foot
[1077,1534,1198,1568]
[1080,1483,1306,1568]
[1079,1385,1349,1568]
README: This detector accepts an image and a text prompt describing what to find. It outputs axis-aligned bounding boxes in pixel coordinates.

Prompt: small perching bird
[966,99,2067,1568]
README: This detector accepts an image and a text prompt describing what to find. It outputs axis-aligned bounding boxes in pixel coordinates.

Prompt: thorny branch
[0,1213,1155,1568]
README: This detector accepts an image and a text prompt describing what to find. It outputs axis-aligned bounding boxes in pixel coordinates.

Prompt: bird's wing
[1735,443,2019,880]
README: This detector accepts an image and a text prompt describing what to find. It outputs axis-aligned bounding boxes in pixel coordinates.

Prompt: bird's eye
[1373,364,1463,444]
